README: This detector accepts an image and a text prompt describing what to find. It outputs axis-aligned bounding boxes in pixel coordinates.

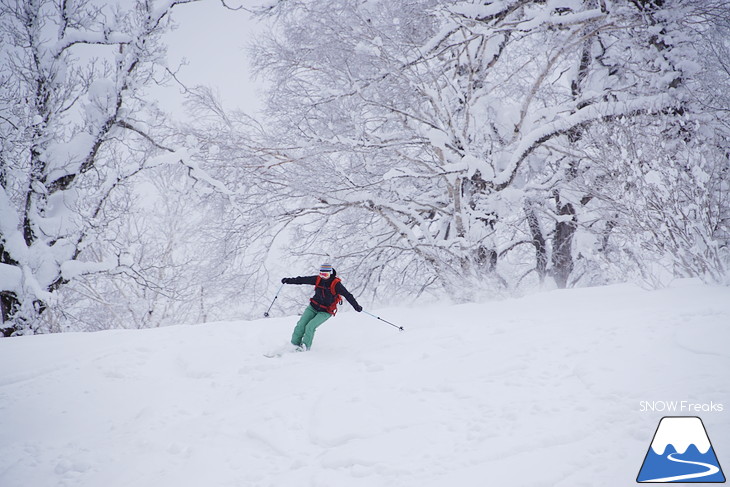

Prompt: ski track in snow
[0,280,728,487]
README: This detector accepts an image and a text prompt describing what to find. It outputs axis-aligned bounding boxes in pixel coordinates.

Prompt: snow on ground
[1,280,728,487]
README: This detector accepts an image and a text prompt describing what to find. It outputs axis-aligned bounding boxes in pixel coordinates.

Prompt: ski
[264,344,305,358]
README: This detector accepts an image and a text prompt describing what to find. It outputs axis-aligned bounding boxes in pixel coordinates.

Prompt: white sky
[154,0,268,117]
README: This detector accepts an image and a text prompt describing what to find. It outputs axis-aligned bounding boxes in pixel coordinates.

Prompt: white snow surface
[1,280,729,487]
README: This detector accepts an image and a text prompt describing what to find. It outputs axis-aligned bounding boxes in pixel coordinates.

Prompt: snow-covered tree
[175,86,305,316]
[573,117,729,286]
[0,0,199,335]
[566,0,730,286]
[44,158,244,332]
[242,0,727,298]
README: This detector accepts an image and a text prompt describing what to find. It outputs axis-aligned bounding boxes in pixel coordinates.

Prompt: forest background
[1,0,729,335]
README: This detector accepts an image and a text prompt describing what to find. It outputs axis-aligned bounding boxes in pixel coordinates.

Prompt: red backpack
[311,277,343,315]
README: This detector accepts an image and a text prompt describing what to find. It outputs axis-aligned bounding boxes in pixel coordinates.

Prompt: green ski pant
[291,305,331,349]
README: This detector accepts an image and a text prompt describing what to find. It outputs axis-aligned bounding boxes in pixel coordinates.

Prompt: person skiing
[281,263,362,351]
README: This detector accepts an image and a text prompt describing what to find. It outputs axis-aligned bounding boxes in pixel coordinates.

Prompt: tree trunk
[524,202,548,283]
[552,191,577,288]
[1,292,19,337]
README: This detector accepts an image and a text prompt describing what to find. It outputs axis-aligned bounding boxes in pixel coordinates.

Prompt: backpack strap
[329,278,343,315]
[330,278,341,295]
[310,277,342,315]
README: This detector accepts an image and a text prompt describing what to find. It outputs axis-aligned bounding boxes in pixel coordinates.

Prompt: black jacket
[283,270,361,313]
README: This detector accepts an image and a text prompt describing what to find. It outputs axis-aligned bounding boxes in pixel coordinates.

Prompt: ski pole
[264,283,285,318]
[363,310,404,331]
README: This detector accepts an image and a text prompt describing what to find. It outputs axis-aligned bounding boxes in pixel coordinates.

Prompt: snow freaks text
[639,401,725,413]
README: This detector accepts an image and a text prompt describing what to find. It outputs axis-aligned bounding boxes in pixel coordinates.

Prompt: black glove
[354,304,363,312]
[281,278,291,284]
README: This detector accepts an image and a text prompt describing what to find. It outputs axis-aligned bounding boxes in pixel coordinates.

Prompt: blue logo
[637,416,726,483]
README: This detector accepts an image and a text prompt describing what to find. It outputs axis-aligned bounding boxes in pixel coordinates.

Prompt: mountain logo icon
[637,416,726,483]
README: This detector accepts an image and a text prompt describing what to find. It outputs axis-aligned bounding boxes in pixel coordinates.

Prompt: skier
[281,263,362,351]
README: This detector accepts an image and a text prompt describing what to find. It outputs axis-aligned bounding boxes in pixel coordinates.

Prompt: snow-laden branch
[54,31,133,56]
[494,93,673,189]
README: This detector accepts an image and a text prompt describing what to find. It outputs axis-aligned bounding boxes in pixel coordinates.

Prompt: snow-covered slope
[1,280,728,487]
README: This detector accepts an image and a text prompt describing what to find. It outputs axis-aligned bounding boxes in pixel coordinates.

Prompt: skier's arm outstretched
[281,276,318,285]
[336,282,362,312]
